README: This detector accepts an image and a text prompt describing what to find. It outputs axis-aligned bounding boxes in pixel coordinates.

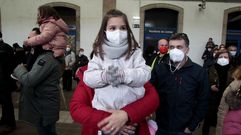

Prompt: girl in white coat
[83,9,152,135]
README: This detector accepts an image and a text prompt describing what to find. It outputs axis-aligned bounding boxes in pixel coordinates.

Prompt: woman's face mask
[217,57,229,66]
[169,48,185,62]
[229,51,237,57]
[66,47,71,52]
[79,51,83,56]
[106,30,127,45]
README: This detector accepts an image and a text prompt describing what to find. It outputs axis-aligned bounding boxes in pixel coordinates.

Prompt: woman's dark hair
[0,31,2,38]
[37,6,60,25]
[90,51,94,59]
[214,49,231,60]
[92,9,139,60]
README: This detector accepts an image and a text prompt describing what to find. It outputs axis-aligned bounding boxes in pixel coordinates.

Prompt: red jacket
[70,66,159,135]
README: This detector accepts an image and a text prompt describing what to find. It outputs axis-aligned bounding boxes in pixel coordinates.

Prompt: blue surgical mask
[217,58,229,66]
[229,51,237,57]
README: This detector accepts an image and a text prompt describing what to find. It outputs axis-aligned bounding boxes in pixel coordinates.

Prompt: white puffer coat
[83,48,151,110]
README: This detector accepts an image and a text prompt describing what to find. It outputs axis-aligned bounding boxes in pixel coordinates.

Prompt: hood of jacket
[42,18,69,33]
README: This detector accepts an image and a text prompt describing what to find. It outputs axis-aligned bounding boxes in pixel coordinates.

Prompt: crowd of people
[201,38,241,135]
[0,6,241,135]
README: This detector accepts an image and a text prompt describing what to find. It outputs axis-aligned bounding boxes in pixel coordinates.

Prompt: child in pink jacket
[223,84,241,135]
[24,5,69,57]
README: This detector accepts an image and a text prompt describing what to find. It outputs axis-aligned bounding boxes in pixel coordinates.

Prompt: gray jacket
[14,52,63,126]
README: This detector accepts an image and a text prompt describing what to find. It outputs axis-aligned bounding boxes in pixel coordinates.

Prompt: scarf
[102,40,128,59]
[215,63,230,92]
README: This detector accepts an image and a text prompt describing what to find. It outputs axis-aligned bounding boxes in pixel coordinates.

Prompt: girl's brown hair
[92,9,139,60]
[37,6,60,25]
[232,66,241,80]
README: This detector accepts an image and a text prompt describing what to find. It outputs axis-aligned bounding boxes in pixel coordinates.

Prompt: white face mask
[66,48,71,51]
[79,52,83,57]
[169,48,185,62]
[229,51,237,57]
[207,48,212,51]
[217,57,229,66]
[106,30,127,45]
[213,53,216,57]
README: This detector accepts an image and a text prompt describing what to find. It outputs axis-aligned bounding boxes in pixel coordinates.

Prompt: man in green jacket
[13,50,64,135]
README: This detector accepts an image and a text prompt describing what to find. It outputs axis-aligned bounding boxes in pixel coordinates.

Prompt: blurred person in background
[202,49,235,135]
[202,41,215,70]
[63,44,76,91]
[0,31,16,134]
[227,44,240,67]
[73,48,89,83]
[150,38,169,71]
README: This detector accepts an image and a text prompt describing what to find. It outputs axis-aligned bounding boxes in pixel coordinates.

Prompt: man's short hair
[158,38,169,43]
[0,31,2,38]
[169,33,189,47]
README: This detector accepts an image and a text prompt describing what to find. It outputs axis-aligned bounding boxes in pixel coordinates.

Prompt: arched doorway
[144,8,178,52]
[223,7,241,55]
[140,4,183,52]
[44,2,80,53]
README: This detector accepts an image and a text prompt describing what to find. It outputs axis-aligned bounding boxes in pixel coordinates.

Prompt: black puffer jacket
[150,55,210,133]
[0,40,15,92]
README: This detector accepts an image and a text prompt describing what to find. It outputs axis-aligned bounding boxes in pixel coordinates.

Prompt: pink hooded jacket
[223,109,241,135]
[24,18,69,57]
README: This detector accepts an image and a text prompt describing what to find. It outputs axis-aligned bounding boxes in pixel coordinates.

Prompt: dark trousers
[63,69,72,91]
[202,118,213,135]
[0,92,16,127]
[36,122,57,135]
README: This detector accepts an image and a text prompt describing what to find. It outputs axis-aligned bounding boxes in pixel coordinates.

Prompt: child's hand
[119,124,137,135]
[102,65,118,85]
[107,65,118,74]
